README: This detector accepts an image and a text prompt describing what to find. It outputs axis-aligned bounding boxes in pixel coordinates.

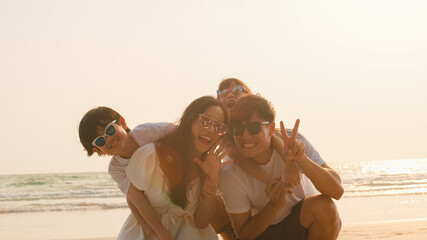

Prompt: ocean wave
[0,190,124,202]
[0,201,128,214]
[343,191,427,198]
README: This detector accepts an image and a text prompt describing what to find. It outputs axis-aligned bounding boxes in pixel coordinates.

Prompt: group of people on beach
[78,78,344,240]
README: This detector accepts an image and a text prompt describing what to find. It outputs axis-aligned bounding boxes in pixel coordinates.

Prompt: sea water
[1,158,426,214]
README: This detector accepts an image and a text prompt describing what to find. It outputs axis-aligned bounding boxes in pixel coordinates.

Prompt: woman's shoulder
[128,143,159,172]
[126,143,161,191]
[133,142,156,155]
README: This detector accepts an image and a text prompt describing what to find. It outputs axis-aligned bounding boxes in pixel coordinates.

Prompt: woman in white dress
[126,96,229,240]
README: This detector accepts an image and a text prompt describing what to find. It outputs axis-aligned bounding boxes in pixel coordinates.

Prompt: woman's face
[218,81,250,120]
[191,105,226,158]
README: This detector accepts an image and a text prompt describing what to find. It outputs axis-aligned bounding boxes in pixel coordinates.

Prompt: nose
[104,135,114,145]
[207,124,216,135]
[226,92,235,100]
[241,126,252,137]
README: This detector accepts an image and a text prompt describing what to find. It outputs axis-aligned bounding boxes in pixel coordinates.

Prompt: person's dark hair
[79,106,130,156]
[217,78,252,96]
[156,96,226,210]
[230,94,275,124]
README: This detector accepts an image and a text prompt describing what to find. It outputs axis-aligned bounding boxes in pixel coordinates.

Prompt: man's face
[233,114,274,164]
[93,121,128,156]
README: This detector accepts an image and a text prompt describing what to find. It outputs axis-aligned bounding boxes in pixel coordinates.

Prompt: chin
[238,149,254,158]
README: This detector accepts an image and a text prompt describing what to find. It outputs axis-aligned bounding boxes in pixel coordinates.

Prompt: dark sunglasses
[217,85,247,97]
[92,120,117,148]
[229,121,270,136]
[198,114,227,136]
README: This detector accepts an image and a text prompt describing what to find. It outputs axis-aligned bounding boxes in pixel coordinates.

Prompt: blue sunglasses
[92,120,117,148]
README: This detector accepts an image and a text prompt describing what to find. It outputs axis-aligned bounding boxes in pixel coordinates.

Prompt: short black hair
[78,106,129,156]
[230,94,275,123]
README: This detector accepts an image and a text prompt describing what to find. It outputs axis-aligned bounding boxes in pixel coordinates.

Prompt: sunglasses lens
[231,124,245,136]
[94,137,106,147]
[199,115,212,128]
[232,86,242,95]
[217,89,227,96]
[247,122,262,135]
[215,123,227,136]
[105,124,116,136]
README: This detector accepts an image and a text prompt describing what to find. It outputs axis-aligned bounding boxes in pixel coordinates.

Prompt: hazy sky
[1,0,426,174]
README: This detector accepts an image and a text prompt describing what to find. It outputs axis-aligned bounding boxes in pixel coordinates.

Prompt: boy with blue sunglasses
[79,106,176,239]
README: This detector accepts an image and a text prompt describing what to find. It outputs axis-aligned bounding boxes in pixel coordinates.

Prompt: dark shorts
[255,200,308,240]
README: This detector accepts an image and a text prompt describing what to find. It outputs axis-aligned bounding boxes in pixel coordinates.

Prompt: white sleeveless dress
[122,143,218,240]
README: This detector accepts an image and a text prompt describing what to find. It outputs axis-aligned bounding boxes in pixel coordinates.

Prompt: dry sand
[73,219,427,240]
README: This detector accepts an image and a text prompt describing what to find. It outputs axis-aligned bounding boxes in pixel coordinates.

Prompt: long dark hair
[156,96,225,209]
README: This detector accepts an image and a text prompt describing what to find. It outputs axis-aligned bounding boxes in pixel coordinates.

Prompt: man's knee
[318,195,339,219]
[301,194,341,228]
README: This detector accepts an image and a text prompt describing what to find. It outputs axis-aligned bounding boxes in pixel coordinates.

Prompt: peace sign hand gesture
[280,119,306,162]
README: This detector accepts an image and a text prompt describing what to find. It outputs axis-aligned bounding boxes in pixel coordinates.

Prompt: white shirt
[108,122,175,195]
[219,150,317,224]
[219,132,323,224]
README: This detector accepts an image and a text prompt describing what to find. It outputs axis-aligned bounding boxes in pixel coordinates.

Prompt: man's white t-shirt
[219,132,324,225]
[108,122,175,195]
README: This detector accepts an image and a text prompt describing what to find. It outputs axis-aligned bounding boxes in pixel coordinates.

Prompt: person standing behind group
[216,78,302,187]
[125,96,229,240]
[219,94,343,239]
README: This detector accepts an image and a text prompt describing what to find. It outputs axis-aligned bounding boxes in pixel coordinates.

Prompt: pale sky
[1,0,426,175]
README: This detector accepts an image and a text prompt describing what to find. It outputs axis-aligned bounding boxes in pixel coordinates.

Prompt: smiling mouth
[199,135,213,145]
[242,143,256,148]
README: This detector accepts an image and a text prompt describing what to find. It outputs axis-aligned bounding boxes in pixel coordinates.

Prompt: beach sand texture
[72,219,427,240]
[70,219,427,240]
[1,207,426,240]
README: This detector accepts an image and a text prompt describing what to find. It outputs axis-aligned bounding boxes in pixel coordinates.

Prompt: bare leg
[300,194,341,240]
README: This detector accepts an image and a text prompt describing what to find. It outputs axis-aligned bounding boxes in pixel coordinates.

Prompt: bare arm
[127,183,174,240]
[126,198,159,240]
[229,178,289,240]
[194,179,218,228]
[298,159,344,199]
[279,120,344,200]
[193,142,229,228]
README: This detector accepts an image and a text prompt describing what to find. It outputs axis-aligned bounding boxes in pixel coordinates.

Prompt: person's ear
[118,117,128,129]
[269,122,276,137]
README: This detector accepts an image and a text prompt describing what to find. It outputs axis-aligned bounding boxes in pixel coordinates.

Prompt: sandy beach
[73,219,427,240]
[1,194,426,240]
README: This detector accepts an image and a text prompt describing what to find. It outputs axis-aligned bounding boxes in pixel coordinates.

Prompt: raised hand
[194,142,230,184]
[264,177,289,209]
[280,119,306,162]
